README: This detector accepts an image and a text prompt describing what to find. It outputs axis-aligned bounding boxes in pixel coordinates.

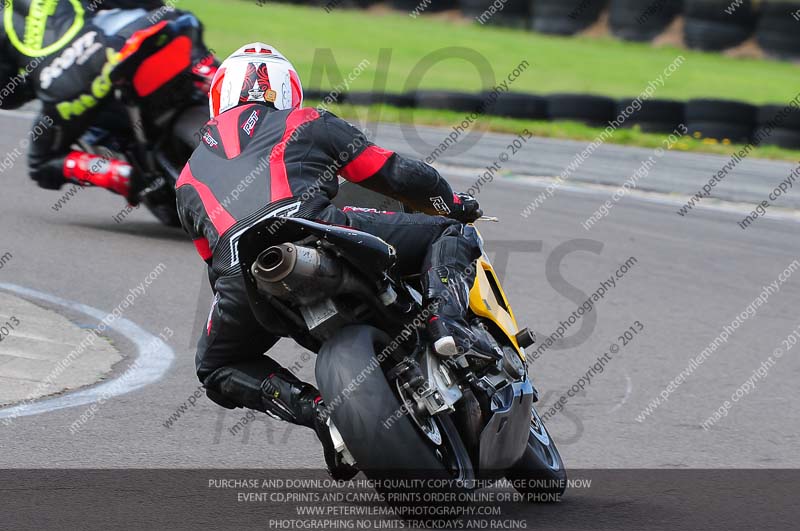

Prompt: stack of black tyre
[685,100,800,148]
[756,1,800,60]
[390,0,457,11]
[683,0,756,51]
[412,90,549,120]
[544,94,688,134]
[415,90,486,113]
[616,98,686,133]
[297,0,382,7]
[530,0,608,35]
[486,92,548,119]
[685,99,757,143]
[609,0,682,41]
[459,0,532,29]
[546,94,616,125]
[755,105,800,149]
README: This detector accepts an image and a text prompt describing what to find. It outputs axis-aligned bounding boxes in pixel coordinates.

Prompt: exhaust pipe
[251,243,359,305]
[251,243,301,283]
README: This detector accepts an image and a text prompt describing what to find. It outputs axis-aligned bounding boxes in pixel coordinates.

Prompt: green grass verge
[182,0,800,161]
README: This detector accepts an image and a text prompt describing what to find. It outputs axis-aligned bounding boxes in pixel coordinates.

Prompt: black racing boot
[204,365,358,481]
[262,373,359,481]
[423,266,494,357]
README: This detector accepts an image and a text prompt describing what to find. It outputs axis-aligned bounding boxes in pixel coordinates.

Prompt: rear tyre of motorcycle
[316,325,474,485]
[505,404,567,500]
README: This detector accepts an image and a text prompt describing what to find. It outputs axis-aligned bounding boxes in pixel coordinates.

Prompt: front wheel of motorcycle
[142,190,181,228]
[316,325,474,485]
[505,404,567,499]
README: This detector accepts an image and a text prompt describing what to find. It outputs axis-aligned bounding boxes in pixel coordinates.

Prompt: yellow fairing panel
[469,255,525,359]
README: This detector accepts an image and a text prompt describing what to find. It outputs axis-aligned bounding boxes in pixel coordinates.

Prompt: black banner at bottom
[0,469,796,530]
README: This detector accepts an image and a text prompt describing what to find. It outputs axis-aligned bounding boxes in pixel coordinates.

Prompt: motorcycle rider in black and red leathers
[177,44,484,479]
[0,1,214,203]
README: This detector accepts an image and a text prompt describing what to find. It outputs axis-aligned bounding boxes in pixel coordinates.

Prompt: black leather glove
[451,192,483,223]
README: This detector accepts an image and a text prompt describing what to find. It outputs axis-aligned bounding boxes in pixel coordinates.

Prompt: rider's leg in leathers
[28,99,142,201]
[196,273,356,479]
[196,274,297,418]
[341,206,485,354]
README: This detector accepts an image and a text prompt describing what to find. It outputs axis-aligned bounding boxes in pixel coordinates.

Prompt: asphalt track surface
[1,109,799,529]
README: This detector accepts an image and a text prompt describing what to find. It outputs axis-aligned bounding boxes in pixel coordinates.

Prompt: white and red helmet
[209,43,303,119]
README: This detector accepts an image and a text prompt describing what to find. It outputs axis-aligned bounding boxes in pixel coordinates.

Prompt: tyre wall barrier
[616,98,686,133]
[684,0,757,52]
[530,0,608,35]
[609,0,683,42]
[546,93,617,126]
[391,0,457,11]
[754,104,800,149]
[756,1,800,60]
[686,98,757,143]
[303,88,800,148]
[461,0,532,29]
[291,0,797,61]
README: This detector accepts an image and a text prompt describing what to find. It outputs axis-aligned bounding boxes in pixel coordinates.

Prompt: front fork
[118,91,173,197]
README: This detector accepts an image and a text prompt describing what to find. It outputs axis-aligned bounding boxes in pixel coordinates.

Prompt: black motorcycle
[237,186,566,498]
